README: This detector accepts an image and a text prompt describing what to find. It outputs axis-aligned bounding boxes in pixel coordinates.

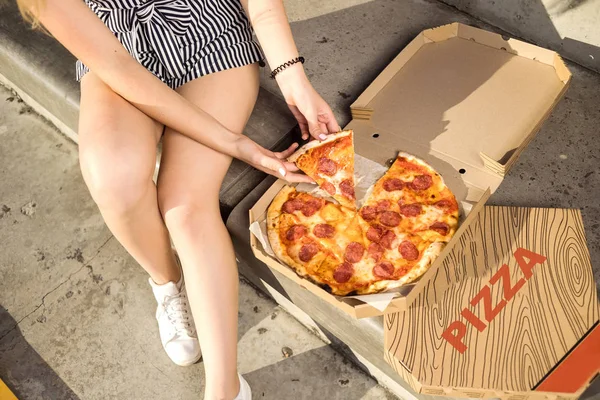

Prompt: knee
[79,144,152,215]
[158,191,221,236]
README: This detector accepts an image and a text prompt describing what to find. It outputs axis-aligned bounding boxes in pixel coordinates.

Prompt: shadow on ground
[0,305,80,399]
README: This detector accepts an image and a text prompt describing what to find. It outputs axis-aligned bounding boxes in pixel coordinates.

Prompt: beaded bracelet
[270,56,305,79]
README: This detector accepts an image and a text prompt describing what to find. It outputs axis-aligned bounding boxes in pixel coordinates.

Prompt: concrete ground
[0,83,394,399]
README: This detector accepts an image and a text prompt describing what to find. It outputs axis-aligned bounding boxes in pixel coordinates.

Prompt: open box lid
[249,22,573,319]
[384,205,599,399]
[348,22,570,191]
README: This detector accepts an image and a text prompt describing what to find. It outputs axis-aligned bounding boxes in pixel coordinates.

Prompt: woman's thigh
[78,72,163,208]
[157,64,260,218]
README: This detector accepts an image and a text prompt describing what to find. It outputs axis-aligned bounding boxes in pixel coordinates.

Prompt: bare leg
[157,64,259,400]
[79,72,179,284]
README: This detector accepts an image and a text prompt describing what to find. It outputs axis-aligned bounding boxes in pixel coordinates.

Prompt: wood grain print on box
[384,205,598,397]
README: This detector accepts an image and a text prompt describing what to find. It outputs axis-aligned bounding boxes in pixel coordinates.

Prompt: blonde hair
[16,0,44,29]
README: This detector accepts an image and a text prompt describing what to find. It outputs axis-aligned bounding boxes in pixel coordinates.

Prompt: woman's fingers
[319,122,328,136]
[257,151,307,180]
[288,104,310,140]
[307,114,327,141]
[281,160,300,172]
[318,106,341,134]
[325,115,341,133]
[275,142,299,159]
[258,153,287,178]
[306,102,341,139]
[238,137,311,181]
[283,172,316,183]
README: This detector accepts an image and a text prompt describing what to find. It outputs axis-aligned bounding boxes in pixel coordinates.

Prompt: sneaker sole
[172,351,202,367]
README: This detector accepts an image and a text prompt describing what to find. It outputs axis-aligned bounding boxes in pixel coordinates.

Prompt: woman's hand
[242,0,339,140]
[234,137,315,183]
[276,65,341,141]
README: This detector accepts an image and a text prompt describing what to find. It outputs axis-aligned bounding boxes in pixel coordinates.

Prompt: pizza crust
[287,130,352,163]
[267,186,307,275]
[397,151,454,190]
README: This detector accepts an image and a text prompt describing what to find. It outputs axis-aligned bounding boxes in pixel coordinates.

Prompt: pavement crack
[0,277,70,341]
[84,235,114,266]
[151,363,170,380]
[0,235,115,342]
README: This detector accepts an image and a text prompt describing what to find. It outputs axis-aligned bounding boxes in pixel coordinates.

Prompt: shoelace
[162,291,195,336]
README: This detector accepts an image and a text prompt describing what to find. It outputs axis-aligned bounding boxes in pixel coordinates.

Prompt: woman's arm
[33,0,311,182]
[243,0,340,140]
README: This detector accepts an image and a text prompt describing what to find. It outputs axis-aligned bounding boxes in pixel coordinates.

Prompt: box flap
[535,323,600,394]
[351,23,569,182]
[384,206,598,397]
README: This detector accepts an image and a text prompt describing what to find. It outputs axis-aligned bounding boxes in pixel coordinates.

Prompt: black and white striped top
[76,0,263,89]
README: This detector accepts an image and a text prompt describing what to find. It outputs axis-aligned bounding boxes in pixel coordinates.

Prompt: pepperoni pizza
[287,130,356,209]
[267,150,459,295]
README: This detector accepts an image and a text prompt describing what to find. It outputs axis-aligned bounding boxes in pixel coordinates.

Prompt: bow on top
[93,0,196,79]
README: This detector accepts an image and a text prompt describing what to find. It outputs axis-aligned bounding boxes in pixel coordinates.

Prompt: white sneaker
[234,374,252,400]
[149,271,201,366]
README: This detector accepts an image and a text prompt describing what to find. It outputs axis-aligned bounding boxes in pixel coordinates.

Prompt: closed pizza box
[249,23,573,319]
[384,205,599,399]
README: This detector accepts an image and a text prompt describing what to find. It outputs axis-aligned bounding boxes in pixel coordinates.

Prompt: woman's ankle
[204,374,240,400]
[149,252,181,285]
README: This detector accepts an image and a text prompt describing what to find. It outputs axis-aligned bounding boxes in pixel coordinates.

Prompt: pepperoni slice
[430,221,450,236]
[399,240,419,261]
[360,206,377,221]
[379,230,396,250]
[410,175,433,191]
[375,200,391,212]
[344,242,365,263]
[373,261,395,279]
[366,224,385,242]
[383,178,404,192]
[299,243,318,262]
[435,198,458,213]
[285,225,306,241]
[379,211,401,227]
[399,203,422,217]
[321,181,336,196]
[301,198,322,217]
[282,199,303,214]
[317,157,338,176]
[368,243,384,262]
[313,223,335,238]
[333,262,354,283]
[339,179,355,199]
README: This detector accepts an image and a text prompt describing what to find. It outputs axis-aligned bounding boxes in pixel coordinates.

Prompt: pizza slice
[288,130,356,209]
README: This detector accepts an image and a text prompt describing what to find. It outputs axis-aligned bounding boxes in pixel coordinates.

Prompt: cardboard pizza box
[384,205,599,399]
[249,22,572,319]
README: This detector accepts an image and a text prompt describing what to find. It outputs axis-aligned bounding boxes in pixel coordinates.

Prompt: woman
[17,0,340,398]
